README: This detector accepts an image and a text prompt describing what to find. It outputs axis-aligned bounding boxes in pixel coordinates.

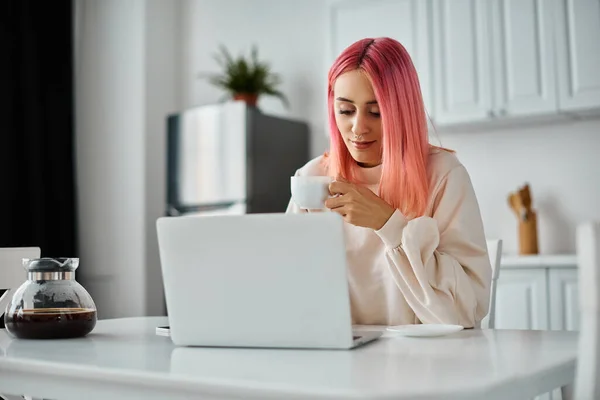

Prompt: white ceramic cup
[290,176,334,210]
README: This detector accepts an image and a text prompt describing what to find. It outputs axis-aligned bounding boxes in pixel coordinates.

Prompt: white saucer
[386,324,464,337]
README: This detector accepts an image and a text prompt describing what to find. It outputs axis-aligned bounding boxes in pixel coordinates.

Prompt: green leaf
[197,44,289,109]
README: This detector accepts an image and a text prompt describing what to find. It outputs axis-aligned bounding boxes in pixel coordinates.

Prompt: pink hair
[326,37,432,218]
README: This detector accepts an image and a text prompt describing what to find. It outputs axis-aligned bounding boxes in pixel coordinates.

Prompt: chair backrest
[0,247,41,320]
[0,248,39,400]
[480,239,502,329]
[574,222,600,400]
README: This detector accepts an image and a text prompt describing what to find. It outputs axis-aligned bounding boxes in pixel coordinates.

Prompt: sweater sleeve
[286,197,306,214]
[374,165,492,328]
[286,169,307,214]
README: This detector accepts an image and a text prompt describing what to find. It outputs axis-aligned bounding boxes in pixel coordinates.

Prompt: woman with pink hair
[287,37,492,328]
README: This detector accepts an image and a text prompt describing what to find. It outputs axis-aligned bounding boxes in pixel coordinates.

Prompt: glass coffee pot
[4,258,97,339]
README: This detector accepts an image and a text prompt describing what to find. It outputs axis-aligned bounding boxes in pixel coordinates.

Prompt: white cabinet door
[495,269,549,330]
[549,269,580,331]
[431,0,492,125]
[329,0,432,112]
[548,269,579,400]
[555,0,600,111]
[490,0,557,117]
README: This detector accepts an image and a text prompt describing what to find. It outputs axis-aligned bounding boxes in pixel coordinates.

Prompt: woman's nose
[351,114,369,136]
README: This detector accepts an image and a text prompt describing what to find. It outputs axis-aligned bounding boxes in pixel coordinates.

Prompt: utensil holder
[519,212,539,255]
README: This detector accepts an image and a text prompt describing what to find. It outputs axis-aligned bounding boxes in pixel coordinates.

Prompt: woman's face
[333,70,383,168]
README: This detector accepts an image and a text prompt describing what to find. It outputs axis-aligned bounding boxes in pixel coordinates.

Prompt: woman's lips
[351,140,376,150]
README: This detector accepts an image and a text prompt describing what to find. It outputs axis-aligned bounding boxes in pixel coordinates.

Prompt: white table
[0,317,578,400]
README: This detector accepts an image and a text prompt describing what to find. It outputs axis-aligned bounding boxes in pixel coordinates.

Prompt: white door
[495,269,549,330]
[431,0,492,125]
[329,0,432,113]
[555,0,600,111]
[549,269,580,331]
[490,0,558,116]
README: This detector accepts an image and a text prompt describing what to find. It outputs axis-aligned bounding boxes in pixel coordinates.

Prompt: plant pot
[233,93,259,107]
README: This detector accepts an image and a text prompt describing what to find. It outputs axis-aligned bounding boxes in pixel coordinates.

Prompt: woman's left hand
[325,176,396,230]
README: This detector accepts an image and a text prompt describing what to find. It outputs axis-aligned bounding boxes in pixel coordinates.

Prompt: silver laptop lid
[156,212,354,348]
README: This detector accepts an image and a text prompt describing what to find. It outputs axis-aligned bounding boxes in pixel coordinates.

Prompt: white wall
[75,0,327,319]
[75,0,179,318]
[144,0,181,316]
[75,0,146,319]
[179,0,329,157]
[437,118,600,255]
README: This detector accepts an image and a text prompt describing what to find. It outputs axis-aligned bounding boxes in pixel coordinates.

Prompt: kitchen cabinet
[431,0,600,124]
[431,0,558,125]
[495,268,549,330]
[549,268,580,331]
[554,0,600,112]
[329,0,600,128]
[496,255,578,400]
[329,0,433,112]
[496,255,579,331]
[490,0,558,117]
[431,0,492,124]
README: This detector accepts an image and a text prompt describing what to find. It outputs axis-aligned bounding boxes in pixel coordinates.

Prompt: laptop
[156,212,382,349]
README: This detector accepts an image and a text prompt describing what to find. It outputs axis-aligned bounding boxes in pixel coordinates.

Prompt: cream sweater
[286,148,492,328]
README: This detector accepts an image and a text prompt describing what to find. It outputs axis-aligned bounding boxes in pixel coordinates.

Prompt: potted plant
[200,44,289,109]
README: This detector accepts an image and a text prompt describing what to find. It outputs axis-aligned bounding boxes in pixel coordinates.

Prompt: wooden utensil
[519,184,532,221]
[508,183,539,255]
[508,192,523,220]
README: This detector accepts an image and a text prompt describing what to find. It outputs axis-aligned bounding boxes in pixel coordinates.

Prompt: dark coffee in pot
[5,308,96,339]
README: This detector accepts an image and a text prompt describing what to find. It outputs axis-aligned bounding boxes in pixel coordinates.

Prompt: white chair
[0,247,41,317]
[0,247,41,400]
[480,239,502,329]
[572,222,600,400]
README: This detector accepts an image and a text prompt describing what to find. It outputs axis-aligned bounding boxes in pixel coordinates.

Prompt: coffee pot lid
[23,258,79,273]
